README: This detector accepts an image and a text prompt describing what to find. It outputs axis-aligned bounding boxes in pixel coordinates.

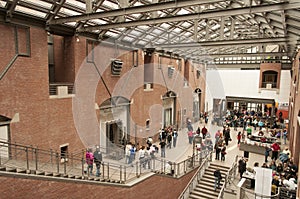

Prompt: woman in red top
[271,142,280,160]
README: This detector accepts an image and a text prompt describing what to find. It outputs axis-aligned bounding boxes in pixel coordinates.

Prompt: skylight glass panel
[152,29,163,35]
[65,22,77,27]
[173,28,182,33]
[92,30,101,34]
[137,40,147,46]
[89,19,107,25]
[102,1,119,9]
[131,13,142,18]
[183,32,192,37]
[211,24,220,30]
[181,22,191,28]
[144,35,155,40]
[15,5,47,18]
[138,25,151,31]
[59,8,81,16]
[95,8,104,12]
[122,36,135,42]
[66,0,86,9]
[156,39,166,44]
[105,31,119,38]
[24,0,53,9]
[0,0,7,8]
[129,30,142,36]
[160,23,171,29]
[177,9,189,15]
[133,2,143,6]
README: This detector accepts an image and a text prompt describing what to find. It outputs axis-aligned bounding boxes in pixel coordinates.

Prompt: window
[146,119,150,129]
[262,70,278,88]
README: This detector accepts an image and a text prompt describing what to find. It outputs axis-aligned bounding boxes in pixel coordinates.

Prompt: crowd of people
[84,109,297,197]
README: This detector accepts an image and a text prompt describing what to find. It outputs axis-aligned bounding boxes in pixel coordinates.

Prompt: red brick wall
[259,63,281,88]
[0,170,196,199]
[0,22,206,153]
[0,23,84,152]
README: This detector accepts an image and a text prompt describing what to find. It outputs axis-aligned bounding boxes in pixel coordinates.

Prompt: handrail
[177,151,212,199]
[218,155,239,199]
[0,140,211,185]
[240,185,280,199]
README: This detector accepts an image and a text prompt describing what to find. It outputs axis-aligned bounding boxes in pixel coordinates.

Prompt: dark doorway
[106,120,124,154]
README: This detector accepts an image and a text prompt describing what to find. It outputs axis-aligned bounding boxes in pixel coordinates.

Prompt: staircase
[189,163,230,199]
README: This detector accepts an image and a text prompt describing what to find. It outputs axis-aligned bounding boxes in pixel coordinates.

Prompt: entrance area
[106,120,124,160]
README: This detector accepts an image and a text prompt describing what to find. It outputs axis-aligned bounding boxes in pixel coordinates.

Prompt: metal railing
[49,83,74,95]
[0,141,210,184]
[239,186,280,199]
[218,155,239,199]
[177,151,213,199]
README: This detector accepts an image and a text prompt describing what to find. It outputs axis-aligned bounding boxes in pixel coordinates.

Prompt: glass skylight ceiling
[1,0,299,66]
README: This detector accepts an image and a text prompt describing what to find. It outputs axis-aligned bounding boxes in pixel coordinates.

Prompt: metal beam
[81,2,300,31]
[156,37,289,48]
[195,52,289,58]
[49,0,224,25]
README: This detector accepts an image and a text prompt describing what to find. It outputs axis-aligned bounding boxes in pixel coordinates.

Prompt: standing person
[215,130,221,146]
[172,129,178,148]
[159,139,166,158]
[204,112,208,124]
[246,124,252,137]
[215,143,221,160]
[187,119,193,131]
[86,148,94,176]
[125,142,132,164]
[128,144,136,166]
[93,146,102,177]
[238,158,247,180]
[188,130,194,144]
[283,129,288,145]
[271,141,280,161]
[214,169,222,191]
[237,131,242,146]
[167,132,172,149]
[138,146,146,168]
[264,146,272,163]
[224,127,231,146]
[221,145,227,161]
[201,126,208,139]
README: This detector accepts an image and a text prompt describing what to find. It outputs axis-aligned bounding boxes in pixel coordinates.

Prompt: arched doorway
[162,91,176,128]
[99,96,130,159]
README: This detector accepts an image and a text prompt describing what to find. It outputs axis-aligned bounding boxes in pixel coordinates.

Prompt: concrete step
[206,168,228,175]
[205,170,227,177]
[197,183,223,191]
[198,180,217,187]
[189,193,218,199]
[190,188,219,199]
[208,164,230,172]
[202,174,225,182]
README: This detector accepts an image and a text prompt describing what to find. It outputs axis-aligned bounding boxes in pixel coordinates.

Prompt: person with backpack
[86,148,94,176]
[214,169,222,191]
[93,146,102,177]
